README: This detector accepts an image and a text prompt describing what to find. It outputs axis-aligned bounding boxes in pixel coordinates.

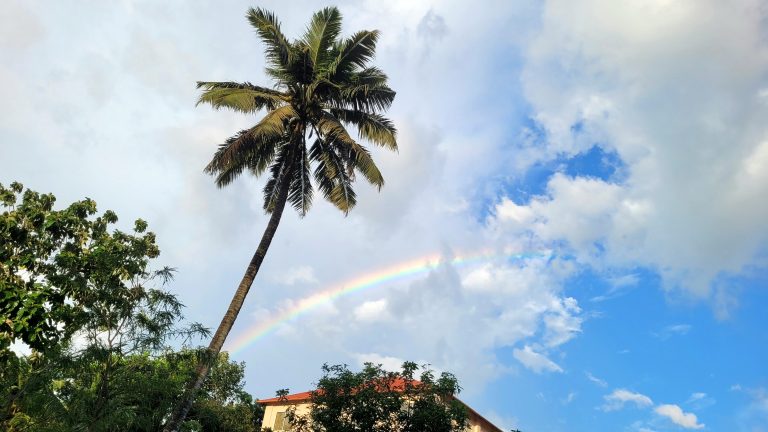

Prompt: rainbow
[226,248,549,355]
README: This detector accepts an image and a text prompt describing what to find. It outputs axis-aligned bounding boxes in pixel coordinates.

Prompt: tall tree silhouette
[164,7,397,430]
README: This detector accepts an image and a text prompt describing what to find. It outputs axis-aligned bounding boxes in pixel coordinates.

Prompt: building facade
[259,389,503,432]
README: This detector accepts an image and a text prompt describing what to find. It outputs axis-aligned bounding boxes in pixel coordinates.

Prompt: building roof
[259,377,417,404]
[257,379,503,432]
[259,390,313,404]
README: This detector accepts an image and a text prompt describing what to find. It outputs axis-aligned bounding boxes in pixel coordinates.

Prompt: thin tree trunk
[163,173,293,432]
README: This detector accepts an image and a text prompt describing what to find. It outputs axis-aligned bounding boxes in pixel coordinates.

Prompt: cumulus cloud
[512,345,563,374]
[509,0,768,312]
[654,404,705,429]
[601,387,710,429]
[601,389,654,411]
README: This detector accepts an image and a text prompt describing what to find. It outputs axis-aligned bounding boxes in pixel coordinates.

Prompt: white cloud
[0,2,44,52]
[354,353,405,372]
[590,273,640,302]
[601,389,654,411]
[686,392,716,410]
[654,404,705,429]
[542,297,582,347]
[585,371,608,387]
[511,0,768,311]
[513,345,563,374]
[601,387,708,429]
[353,299,390,322]
[495,198,535,227]
[653,324,692,340]
[277,266,318,285]
[734,386,768,429]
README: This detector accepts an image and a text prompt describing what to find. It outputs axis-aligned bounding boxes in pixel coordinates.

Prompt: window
[274,411,291,431]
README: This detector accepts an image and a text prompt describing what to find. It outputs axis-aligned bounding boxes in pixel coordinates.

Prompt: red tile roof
[259,390,313,404]
[258,378,417,405]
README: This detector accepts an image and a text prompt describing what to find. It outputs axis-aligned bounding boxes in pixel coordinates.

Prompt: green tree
[186,351,265,432]
[166,6,398,430]
[1,181,101,354]
[1,182,264,431]
[282,362,468,432]
[2,350,263,432]
[0,182,205,430]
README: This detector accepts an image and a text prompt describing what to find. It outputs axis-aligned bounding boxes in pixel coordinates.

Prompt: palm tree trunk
[163,175,293,432]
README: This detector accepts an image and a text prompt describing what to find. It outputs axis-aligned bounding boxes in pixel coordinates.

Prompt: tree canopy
[282,362,469,432]
[0,182,263,432]
[198,6,397,215]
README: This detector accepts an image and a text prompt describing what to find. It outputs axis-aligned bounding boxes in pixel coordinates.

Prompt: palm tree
[164,7,397,430]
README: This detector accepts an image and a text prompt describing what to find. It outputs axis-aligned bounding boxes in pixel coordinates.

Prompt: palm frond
[330,108,397,150]
[287,140,313,216]
[205,104,296,173]
[328,30,380,80]
[204,130,281,187]
[262,144,295,213]
[337,84,396,112]
[316,113,384,189]
[196,81,289,113]
[309,137,357,213]
[246,7,293,71]
[351,67,389,86]
[253,104,298,136]
[302,7,342,71]
[204,105,297,187]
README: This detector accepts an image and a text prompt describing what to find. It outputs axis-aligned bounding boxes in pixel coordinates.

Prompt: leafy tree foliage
[2,350,263,432]
[284,362,468,432]
[0,181,162,354]
[188,352,265,432]
[0,183,263,431]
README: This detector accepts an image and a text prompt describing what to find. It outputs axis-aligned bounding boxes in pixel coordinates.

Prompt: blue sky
[2,0,768,430]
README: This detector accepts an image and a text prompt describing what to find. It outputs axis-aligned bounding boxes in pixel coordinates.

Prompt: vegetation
[0,183,263,431]
[166,6,398,430]
[282,362,469,432]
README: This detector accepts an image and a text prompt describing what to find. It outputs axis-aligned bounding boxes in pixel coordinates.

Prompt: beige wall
[261,402,312,431]
[468,411,499,432]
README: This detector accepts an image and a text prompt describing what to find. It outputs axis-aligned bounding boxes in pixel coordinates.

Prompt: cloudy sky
[2,0,768,430]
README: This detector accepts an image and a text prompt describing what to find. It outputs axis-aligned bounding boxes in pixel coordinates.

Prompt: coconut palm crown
[199,6,397,215]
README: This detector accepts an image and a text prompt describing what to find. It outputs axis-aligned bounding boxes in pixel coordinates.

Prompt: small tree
[283,362,468,432]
